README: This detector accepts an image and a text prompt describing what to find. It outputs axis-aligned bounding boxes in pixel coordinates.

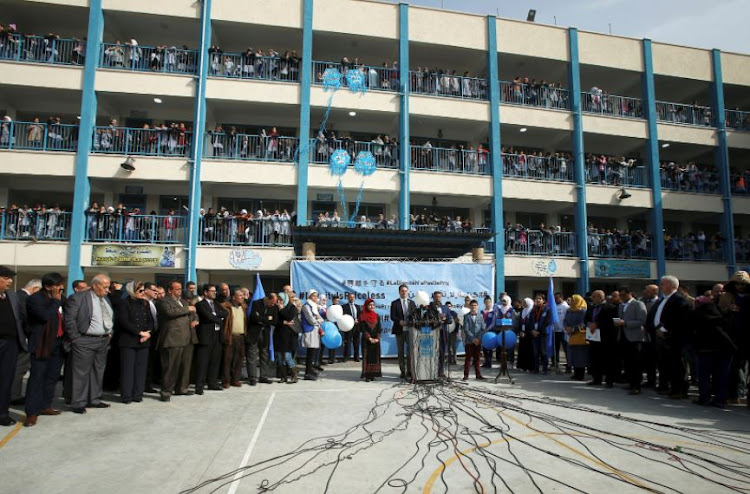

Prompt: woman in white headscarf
[300,289,323,380]
[516,297,535,372]
[495,295,518,366]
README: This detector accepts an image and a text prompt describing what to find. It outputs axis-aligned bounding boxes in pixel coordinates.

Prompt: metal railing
[731,173,750,196]
[502,153,575,182]
[0,120,78,152]
[587,233,653,259]
[86,214,186,243]
[505,230,576,257]
[656,101,714,127]
[736,239,750,263]
[310,138,399,169]
[0,34,83,66]
[410,145,490,175]
[581,92,644,119]
[664,237,726,262]
[99,42,198,75]
[726,109,750,131]
[500,81,569,110]
[410,72,488,100]
[204,133,298,162]
[210,53,300,82]
[314,61,397,91]
[308,219,398,229]
[199,216,292,247]
[586,163,648,187]
[91,126,192,156]
[660,170,720,194]
[0,211,72,241]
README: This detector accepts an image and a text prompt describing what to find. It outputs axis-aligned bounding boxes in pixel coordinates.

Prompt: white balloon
[446,320,457,333]
[415,290,430,307]
[337,314,355,332]
[456,306,471,324]
[327,304,343,322]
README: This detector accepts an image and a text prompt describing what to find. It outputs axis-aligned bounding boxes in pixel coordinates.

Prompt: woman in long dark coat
[359,298,382,382]
[276,295,300,383]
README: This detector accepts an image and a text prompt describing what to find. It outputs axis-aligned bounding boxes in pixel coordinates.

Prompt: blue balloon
[322,329,342,349]
[346,69,366,93]
[481,332,498,350]
[329,149,351,176]
[322,67,342,90]
[354,151,377,176]
[321,321,338,335]
[500,330,517,350]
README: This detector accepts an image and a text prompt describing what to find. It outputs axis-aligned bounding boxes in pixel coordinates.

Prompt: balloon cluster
[482,330,518,350]
[320,304,356,349]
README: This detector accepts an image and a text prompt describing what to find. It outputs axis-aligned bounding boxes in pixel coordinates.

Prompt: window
[516,213,547,229]
[217,198,294,215]
[118,194,146,211]
[348,203,385,220]
[159,195,189,214]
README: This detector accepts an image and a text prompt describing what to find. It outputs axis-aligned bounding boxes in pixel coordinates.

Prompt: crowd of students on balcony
[501,77,568,109]
[102,39,195,73]
[208,126,296,161]
[505,223,575,256]
[1,115,79,151]
[587,226,652,258]
[665,231,726,261]
[0,22,86,64]
[315,57,399,91]
[583,86,643,117]
[410,67,487,99]
[411,141,489,174]
[92,119,192,156]
[657,100,713,126]
[660,161,720,193]
[585,154,643,186]
[209,46,300,81]
[199,207,293,246]
[502,147,574,181]
[85,203,182,243]
[0,204,70,240]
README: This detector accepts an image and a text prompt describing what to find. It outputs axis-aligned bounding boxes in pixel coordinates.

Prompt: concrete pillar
[302,242,316,260]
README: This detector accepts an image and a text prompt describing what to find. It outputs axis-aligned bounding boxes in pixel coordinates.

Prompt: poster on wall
[92,245,176,267]
[593,259,651,278]
[290,261,495,357]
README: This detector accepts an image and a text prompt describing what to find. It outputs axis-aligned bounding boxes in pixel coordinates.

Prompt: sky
[391,0,750,54]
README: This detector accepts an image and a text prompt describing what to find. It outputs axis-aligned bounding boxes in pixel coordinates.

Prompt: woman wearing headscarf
[276,293,299,383]
[495,295,517,366]
[516,298,535,372]
[359,298,382,382]
[718,270,749,404]
[564,294,588,381]
[300,290,323,380]
[117,281,153,404]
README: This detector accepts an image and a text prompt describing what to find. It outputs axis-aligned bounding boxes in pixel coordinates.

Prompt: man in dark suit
[10,278,40,406]
[194,284,228,394]
[429,291,453,378]
[646,275,691,399]
[585,290,619,387]
[155,280,197,401]
[614,287,648,394]
[64,274,114,414]
[390,284,416,379]
[640,284,660,388]
[247,293,279,385]
[341,293,361,362]
[0,266,27,426]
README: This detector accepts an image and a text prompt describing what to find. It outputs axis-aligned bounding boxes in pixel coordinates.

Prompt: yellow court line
[422,432,544,493]
[0,422,22,449]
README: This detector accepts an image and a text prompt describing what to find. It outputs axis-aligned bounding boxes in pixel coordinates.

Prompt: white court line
[227,392,276,494]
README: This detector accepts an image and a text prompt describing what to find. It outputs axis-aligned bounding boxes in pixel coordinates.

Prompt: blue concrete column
[711,49,737,275]
[184,0,212,283]
[568,28,589,295]
[296,0,314,226]
[67,0,103,292]
[486,16,504,293]
[398,3,410,230]
[642,39,666,279]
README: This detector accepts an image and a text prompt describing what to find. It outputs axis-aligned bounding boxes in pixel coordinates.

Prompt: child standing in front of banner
[462,300,486,380]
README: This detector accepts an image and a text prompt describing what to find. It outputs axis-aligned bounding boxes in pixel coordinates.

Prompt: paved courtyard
[2,362,750,493]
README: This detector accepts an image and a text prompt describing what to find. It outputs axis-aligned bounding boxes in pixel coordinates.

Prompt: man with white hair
[64,274,114,413]
[646,275,691,399]
[11,278,41,405]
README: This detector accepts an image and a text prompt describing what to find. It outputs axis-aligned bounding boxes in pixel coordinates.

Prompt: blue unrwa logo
[419,334,434,357]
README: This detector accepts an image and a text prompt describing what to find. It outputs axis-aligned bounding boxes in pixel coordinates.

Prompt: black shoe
[354,358,360,362]
[328,359,335,365]
[174,390,194,396]
[144,387,158,394]
[400,373,406,379]
[0,416,17,426]
[258,377,273,384]
[133,398,143,403]
[86,402,111,409]
[71,407,87,414]
[207,386,223,391]
[481,363,491,368]
[122,399,132,404]
[249,380,257,386]
[304,374,317,381]
[160,396,171,402]
[10,397,25,406]
[195,388,204,395]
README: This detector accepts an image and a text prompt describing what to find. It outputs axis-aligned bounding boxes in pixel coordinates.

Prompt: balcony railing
[199,216,292,247]
[308,219,398,229]
[726,109,750,131]
[0,34,83,66]
[587,233,653,259]
[586,163,648,187]
[0,120,78,152]
[656,101,714,127]
[661,170,720,194]
[505,230,576,257]
[314,61,397,91]
[86,214,186,244]
[736,239,750,264]
[503,153,574,182]
[91,126,192,157]
[665,237,726,262]
[204,133,298,162]
[310,138,399,169]
[732,173,750,196]
[0,211,72,241]
[210,53,299,82]
[99,42,198,75]
[410,145,490,175]
[500,81,569,110]
[581,92,644,119]
[410,72,488,100]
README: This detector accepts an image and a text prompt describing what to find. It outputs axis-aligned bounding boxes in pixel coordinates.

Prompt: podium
[410,326,440,382]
